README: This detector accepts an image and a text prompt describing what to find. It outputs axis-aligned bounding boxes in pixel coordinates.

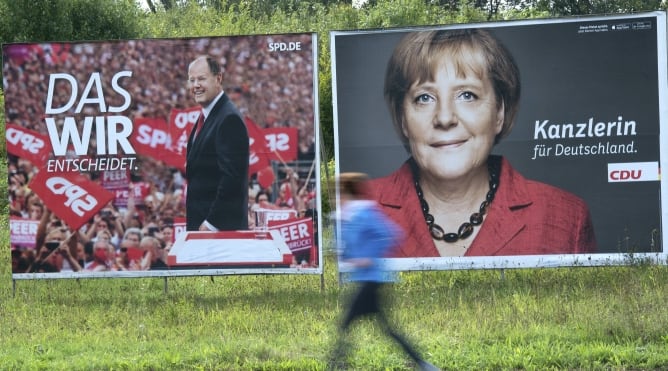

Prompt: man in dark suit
[186,55,249,231]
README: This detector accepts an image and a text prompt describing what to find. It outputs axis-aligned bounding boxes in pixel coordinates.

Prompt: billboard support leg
[499,269,505,281]
[12,279,16,297]
[320,272,325,292]
[163,277,168,294]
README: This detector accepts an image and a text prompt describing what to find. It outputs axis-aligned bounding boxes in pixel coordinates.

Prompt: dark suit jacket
[186,93,249,231]
[368,156,597,257]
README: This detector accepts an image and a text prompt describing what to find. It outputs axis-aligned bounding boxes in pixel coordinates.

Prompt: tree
[509,0,665,16]
[145,0,173,11]
[438,0,666,18]
[0,0,145,44]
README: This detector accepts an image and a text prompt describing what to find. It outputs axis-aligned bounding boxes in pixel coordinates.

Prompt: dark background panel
[333,15,664,254]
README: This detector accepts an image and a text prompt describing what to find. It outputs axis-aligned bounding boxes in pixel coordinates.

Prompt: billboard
[331,12,667,270]
[4,33,321,278]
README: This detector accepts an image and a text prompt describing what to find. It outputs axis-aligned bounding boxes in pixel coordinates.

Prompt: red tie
[193,112,204,139]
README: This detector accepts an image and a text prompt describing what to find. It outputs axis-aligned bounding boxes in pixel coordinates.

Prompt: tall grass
[2,226,668,370]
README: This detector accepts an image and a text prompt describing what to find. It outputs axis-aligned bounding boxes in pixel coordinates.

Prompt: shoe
[417,360,440,371]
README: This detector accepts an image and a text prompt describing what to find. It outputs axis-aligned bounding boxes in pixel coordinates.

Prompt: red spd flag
[168,107,199,155]
[131,117,170,160]
[264,127,298,162]
[161,144,187,172]
[10,217,39,248]
[29,171,114,230]
[245,117,270,176]
[268,217,314,253]
[6,123,51,166]
[164,107,199,171]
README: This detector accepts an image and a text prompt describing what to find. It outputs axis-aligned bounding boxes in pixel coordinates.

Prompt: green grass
[2,232,668,370]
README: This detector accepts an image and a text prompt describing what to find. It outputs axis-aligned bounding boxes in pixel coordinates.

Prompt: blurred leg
[375,308,423,362]
[328,283,369,370]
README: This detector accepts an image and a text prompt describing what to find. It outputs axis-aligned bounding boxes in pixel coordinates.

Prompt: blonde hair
[384,28,521,149]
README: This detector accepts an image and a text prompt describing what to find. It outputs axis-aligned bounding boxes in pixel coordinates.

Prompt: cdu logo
[607,162,659,183]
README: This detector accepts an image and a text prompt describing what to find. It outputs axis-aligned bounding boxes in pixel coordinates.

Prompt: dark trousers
[329,281,423,367]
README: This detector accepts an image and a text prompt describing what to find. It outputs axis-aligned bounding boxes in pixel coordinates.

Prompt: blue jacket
[339,200,404,282]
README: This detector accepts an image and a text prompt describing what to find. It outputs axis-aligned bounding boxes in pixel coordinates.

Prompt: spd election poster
[331,12,667,270]
[4,33,321,278]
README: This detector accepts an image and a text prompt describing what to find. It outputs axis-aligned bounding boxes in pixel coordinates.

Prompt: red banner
[5,123,51,165]
[131,117,170,161]
[245,117,271,176]
[268,217,313,253]
[245,118,298,173]
[131,115,191,172]
[10,217,39,248]
[165,107,199,171]
[264,127,298,162]
[168,107,199,154]
[29,171,114,230]
[130,114,297,175]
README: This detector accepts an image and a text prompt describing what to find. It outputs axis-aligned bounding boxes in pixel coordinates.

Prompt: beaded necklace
[409,157,500,243]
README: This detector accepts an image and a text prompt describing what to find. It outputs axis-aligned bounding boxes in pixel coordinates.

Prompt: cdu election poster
[331,12,667,270]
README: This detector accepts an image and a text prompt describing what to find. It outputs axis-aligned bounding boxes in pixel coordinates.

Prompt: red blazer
[368,156,597,257]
